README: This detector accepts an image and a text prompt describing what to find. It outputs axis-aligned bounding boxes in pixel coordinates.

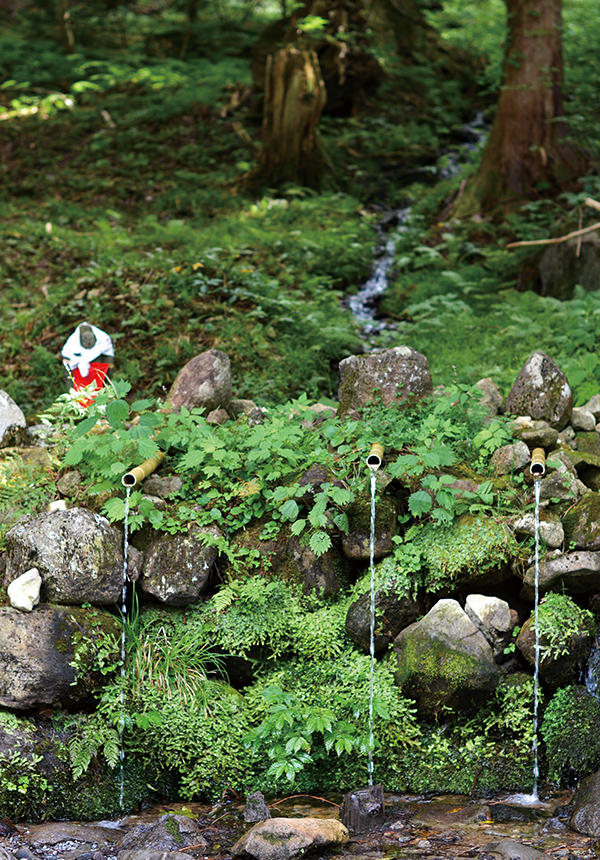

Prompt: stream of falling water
[532,476,541,802]
[119,485,131,810]
[367,468,377,786]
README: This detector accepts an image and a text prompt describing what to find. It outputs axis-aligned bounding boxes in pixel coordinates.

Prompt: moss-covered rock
[342,495,397,560]
[563,492,600,550]
[393,598,501,718]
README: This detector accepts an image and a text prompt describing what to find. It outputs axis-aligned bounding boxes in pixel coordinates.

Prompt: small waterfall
[348,208,411,339]
[119,485,131,810]
[367,468,377,786]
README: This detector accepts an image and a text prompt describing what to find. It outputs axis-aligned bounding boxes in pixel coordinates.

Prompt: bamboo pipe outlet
[122,451,166,487]
[530,448,546,478]
[366,443,385,470]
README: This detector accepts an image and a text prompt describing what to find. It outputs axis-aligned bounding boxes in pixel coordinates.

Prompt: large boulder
[166,349,232,413]
[464,594,516,660]
[4,508,141,605]
[337,346,432,417]
[393,599,501,718]
[570,770,600,837]
[511,513,564,549]
[0,390,27,448]
[505,352,572,431]
[232,818,348,860]
[139,524,221,605]
[0,604,120,708]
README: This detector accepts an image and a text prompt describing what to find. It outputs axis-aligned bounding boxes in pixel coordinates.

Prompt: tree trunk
[57,0,76,54]
[247,43,328,189]
[456,0,586,214]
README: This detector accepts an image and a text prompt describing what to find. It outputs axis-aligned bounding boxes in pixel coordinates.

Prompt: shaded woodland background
[1,0,600,416]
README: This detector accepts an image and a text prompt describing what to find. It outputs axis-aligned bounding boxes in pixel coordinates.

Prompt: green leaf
[309,530,331,556]
[290,518,306,536]
[75,415,99,436]
[106,399,129,428]
[408,490,432,516]
[280,499,299,521]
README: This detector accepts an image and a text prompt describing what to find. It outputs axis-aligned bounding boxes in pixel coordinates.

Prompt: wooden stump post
[341,785,385,832]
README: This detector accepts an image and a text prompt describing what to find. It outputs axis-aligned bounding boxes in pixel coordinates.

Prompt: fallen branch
[585,197,600,212]
[505,219,600,249]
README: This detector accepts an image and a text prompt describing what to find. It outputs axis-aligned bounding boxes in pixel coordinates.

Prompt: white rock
[511,514,564,549]
[0,390,26,447]
[7,568,42,612]
[571,407,596,431]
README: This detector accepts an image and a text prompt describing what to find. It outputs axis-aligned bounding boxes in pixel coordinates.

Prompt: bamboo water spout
[530,448,546,478]
[366,444,384,470]
[122,452,165,487]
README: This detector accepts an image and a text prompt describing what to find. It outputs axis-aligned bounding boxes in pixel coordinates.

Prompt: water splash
[367,468,377,786]
[532,477,541,802]
[119,485,131,810]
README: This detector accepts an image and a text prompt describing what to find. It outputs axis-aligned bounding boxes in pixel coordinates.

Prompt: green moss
[414,514,518,592]
[164,815,185,844]
[541,686,600,784]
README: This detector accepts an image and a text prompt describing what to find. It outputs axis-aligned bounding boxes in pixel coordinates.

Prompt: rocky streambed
[1,793,598,860]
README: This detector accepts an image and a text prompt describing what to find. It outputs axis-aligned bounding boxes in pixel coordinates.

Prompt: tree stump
[247,42,327,190]
[340,785,385,832]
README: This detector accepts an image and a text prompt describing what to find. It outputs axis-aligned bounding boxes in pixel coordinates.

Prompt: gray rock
[28,822,125,847]
[520,550,600,600]
[393,599,501,718]
[0,390,27,448]
[232,818,348,860]
[505,352,573,431]
[118,815,207,854]
[7,567,41,612]
[464,594,515,659]
[571,769,600,835]
[511,513,564,549]
[286,535,343,598]
[206,408,229,425]
[243,791,271,822]
[143,475,184,498]
[584,394,600,420]
[346,582,423,655]
[119,852,191,860]
[56,470,82,497]
[5,508,140,605]
[491,441,531,476]
[0,604,120,708]
[337,346,432,417]
[571,407,596,431]
[166,349,232,413]
[474,377,504,415]
[482,838,553,860]
[139,524,221,605]
[229,398,260,418]
[512,419,559,449]
[538,468,580,502]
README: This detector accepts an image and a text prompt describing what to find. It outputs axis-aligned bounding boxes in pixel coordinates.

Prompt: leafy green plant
[541,685,600,784]
[537,593,596,661]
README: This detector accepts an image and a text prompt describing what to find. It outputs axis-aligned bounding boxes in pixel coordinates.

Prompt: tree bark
[247,43,328,189]
[456,0,586,214]
[57,0,76,54]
